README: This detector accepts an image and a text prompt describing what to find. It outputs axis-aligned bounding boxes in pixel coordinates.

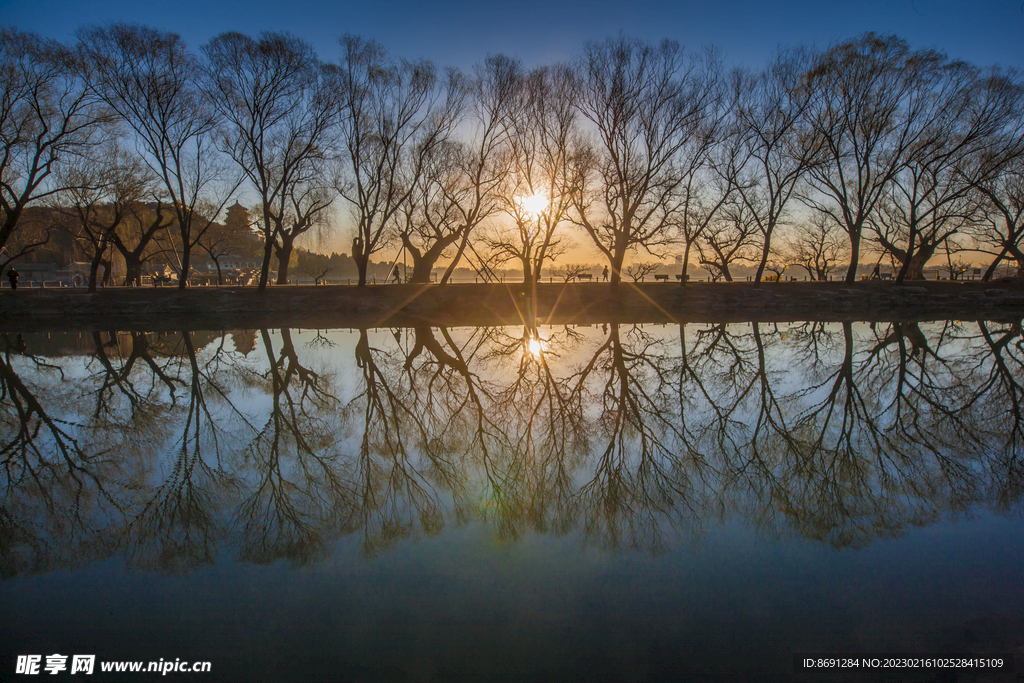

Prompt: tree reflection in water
[229,328,350,566]
[1,334,119,577]
[125,332,244,572]
[1,319,1022,574]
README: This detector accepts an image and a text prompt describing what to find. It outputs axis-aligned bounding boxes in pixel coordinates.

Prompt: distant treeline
[2,27,1023,291]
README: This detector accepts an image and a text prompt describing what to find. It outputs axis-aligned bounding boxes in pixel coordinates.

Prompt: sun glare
[517,192,549,220]
[526,336,545,360]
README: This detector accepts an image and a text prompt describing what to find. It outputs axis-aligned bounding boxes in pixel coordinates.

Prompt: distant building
[57,262,92,287]
[192,255,272,285]
[11,263,56,285]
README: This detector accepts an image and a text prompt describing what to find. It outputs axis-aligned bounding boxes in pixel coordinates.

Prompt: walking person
[7,268,18,291]
[602,265,609,282]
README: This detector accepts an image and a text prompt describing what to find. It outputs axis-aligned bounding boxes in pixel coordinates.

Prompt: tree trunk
[520,254,533,285]
[124,256,143,287]
[895,220,921,283]
[355,254,369,285]
[398,237,427,284]
[845,229,862,284]
[440,230,473,285]
[0,211,22,256]
[275,235,295,285]
[983,246,1009,281]
[88,254,102,292]
[680,242,692,286]
[352,236,369,286]
[257,239,275,292]
[609,237,627,287]
[405,243,432,284]
[178,243,191,290]
[754,235,771,285]
[404,231,464,284]
[410,259,433,283]
[902,242,936,281]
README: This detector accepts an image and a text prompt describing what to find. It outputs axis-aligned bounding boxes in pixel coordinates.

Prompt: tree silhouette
[571,37,723,286]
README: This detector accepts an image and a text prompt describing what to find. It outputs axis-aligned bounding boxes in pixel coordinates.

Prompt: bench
[653,274,669,281]
[576,273,593,281]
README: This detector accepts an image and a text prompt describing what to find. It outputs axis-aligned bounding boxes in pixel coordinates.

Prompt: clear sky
[3,0,1022,71]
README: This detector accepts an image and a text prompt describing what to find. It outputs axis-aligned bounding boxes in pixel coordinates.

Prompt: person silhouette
[602,265,609,282]
[7,268,18,291]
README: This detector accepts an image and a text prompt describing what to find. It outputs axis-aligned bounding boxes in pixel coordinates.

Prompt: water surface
[1,321,1022,681]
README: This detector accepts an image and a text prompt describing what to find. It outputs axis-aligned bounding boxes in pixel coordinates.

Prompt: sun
[517,192,549,220]
[525,335,546,361]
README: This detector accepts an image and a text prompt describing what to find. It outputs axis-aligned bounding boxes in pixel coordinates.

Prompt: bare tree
[800,34,950,283]
[336,35,466,286]
[113,200,176,287]
[695,196,760,281]
[570,36,722,286]
[785,213,848,281]
[54,142,152,290]
[762,257,790,282]
[78,23,236,289]
[723,48,817,283]
[675,177,731,283]
[392,142,470,283]
[270,185,334,284]
[0,29,109,268]
[868,181,975,282]
[394,55,517,284]
[552,263,596,283]
[303,264,333,285]
[973,150,1024,279]
[625,262,660,282]
[869,64,1024,281]
[203,31,343,290]
[489,63,583,283]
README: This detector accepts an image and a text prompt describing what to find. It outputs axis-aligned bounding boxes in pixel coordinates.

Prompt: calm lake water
[1,321,1022,681]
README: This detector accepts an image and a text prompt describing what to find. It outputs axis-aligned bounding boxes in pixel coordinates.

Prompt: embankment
[2,280,1023,331]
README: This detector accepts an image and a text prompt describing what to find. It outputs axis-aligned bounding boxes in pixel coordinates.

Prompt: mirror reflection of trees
[1,319,1023,576]
[568,323,709,552]
[126,332,246,572]
[1,332,135,576]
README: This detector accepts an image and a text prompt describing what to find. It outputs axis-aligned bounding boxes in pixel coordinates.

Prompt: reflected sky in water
[1,321,1022,680]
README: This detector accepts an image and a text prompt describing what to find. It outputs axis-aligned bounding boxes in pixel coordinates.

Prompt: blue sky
[3,0,1023,71]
